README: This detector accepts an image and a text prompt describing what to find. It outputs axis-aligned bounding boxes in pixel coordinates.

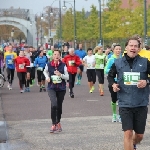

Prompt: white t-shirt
[83,55,95,69]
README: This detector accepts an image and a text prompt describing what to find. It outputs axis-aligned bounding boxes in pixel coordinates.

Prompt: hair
[126,37,141,48]
[113,44,121,49]
[145,45,150,50]
[106,45,111,49]
[68,48,74,52]
[53,49,61,55]
[125,41,128,47]
[94,46,103,54]
[87,47,93,52]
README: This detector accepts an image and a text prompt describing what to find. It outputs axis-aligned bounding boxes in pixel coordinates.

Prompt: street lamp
[50,0,62,50]
[98,0,102,46]
[144,0,147,46]
[41,13,44,46]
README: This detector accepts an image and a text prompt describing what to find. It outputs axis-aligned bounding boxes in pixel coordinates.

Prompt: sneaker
[9,85,12,90]
[27,87,30,92]
[117,115,122,123]
[70,92,74,98]
[50,125,57,133]
[112,114,117,122]
[56,123,62,132]
[32,79,35,85]
[37,82,40,87]
[89,89,93,93]
[75,81,79,85]
[78,80,81,85]
[133,144,137,150]
[39,88,42,92]
[20,89,24,93]
[7,83,10,88]
[100,91,104,96]
[25,87,30,92]
[42,86,46,92]
[91,86,95,92]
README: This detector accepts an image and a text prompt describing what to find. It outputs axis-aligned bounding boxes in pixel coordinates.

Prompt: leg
[6,68,11,83]
[41,73,46,91]
[99,69,104,94]
[10,69,15,85]
[87,70,93,92]
[37,70,42,91]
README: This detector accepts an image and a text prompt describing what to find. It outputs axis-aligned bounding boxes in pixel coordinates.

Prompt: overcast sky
[0,0,108,14]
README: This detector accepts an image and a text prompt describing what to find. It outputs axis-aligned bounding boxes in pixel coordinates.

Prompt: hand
[46,77,50,82]
[54,70,61,76]
[137,80,147,88]
[26,72,30,79]
[92,63,95,67]
[84,63,87,67]
[112,83,120,92]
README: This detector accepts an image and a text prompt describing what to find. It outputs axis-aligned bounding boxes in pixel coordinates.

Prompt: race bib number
[51,75,62,84]
[124,72,140,85]
[68,60,75,66]
[87,63,92,68]
[19,64,24,69]
[100,64,104,69]
[37,67,43,71]
[8,59,13,64]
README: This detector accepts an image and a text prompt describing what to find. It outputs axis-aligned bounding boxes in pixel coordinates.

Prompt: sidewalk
[0,90,8,149]
[6,115,150,150]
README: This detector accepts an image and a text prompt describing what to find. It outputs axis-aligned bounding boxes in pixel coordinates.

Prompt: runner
[61,45,69,59]
[63,48,81,98]
[83,48,96,93]
[94,46,106,96]
[43,49,69,133]
[34,50,47,92]
[75,43,86,85]
[15,50,30,93]
[4,45,17,90]
[107,37,150,150]
[105,44,122,122]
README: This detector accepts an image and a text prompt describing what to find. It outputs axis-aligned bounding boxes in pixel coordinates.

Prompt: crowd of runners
[0,34,150,150]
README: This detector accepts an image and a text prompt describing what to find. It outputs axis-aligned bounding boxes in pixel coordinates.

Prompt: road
[1,72,150,150]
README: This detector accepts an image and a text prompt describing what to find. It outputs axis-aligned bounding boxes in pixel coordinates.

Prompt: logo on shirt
[139,64,142,67]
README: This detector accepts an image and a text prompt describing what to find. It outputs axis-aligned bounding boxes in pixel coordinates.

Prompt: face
[53,51,61,61]
[126,40,139,58]
[79,44,82,49]
[69,49,74,56]
[19,51,24,57]
[98,47,103,54]
[64,46,68,52]
[113,46,121,57]
[8,45,13,52]
[39,51,44,56]
[88,50,93,55]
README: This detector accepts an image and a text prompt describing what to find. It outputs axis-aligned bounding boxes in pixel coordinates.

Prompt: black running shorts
[119,106,148,134]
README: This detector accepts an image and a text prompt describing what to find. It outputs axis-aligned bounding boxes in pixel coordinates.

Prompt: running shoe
[91,86,95,92]
[70,92,74,98]
[50,125,57,133]
[117,115,122,123]
[75,81,79,85]
[42,86,46,92]
[20,89,24,93]
[7,83,10,88]
[56,123,62,132]
[37,82,40,87]
[112,114,117,122]
[100,91,104,96]
[39,88,42,92]
[133,144,137,150]
[9,85,12,90]
[78,80,81,85]
[89,89,93,93]
[25,87,30,92]
[32,79,35,85]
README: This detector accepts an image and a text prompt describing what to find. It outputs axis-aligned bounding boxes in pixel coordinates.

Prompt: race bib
[51,75,62,84]
[87,63,92,68]
[37,67,43,71]
[100,64,104,69]
[68,60,75,66]
[124,72,140,85]
[8,59,13,64]
[19,64,24,69]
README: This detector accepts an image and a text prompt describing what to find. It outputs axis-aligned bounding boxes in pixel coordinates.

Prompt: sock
[111,101,116,115]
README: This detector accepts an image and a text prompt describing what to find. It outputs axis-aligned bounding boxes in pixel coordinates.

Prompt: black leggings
[7,68,15,84]
[30,67,35,84]
[48,90,66,124]
[37,70,45,82]
[68,73,76,93]
[108,85,118,103]
[95,69,104,84]
[86,69,96,84]
[17,72,26,89]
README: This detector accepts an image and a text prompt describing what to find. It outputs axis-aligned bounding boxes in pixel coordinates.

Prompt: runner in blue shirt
[75,43,86,85]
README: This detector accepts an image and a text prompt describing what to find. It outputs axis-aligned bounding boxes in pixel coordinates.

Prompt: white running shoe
[9,86,12,90]
[20,89,24,93]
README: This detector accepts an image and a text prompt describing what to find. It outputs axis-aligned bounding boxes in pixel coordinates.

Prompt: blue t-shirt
[75,49,86,59]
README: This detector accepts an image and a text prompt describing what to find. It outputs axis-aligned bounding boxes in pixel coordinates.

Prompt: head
[19,50,25,57]
[29,46,33,52]
[39,50,44,57]
[105,45,111,55]
[63,46,68,52]
[68,48,75,56]
[111,43,117,51]
[113,44,122,57]
[53,50,61,62]
[79,43,82,50]
[126,37,141,58]
[87,48,93,56]
[8,45,13,52]
[94,46,103,54]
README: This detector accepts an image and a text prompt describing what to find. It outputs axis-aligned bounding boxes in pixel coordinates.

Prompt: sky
[0,0,107,14]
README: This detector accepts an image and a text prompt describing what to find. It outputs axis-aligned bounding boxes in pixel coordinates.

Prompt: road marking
[87,100,99,102]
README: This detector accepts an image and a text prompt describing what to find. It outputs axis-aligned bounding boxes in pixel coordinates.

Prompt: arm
[104,58,113,74]
[147,59,150,75]
[34,58,38,67]
[82,56,87,66]
[25,58,30,66]
[107,63,117,86]
[61,65,69,80]
[43,64,49,80]
[75,56,81,66]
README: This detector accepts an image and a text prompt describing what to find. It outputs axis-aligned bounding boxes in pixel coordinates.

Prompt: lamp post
[50,0,62,50]
[98,0,102,46]
[144,0,147,46]
[41,13,43,46]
